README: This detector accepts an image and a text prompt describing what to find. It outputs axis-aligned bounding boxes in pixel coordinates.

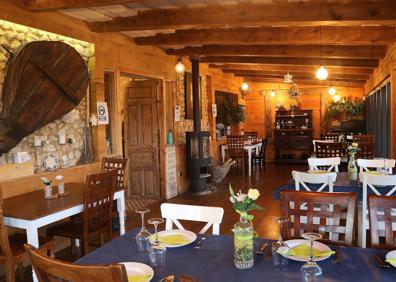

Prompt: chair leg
[5,261,15,282]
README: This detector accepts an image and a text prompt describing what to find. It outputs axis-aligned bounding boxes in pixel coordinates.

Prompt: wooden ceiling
[23,0,396,87]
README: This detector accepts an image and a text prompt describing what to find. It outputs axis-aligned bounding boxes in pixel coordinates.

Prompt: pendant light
[175,57,185,74]
[333,94,341,102]
[316,26,328,81]
[270,90,276,97]
[241,81,249,91]
[328,85,336,96]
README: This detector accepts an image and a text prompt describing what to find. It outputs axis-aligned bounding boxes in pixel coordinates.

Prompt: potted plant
[323,97,364,131]
[217,100,246,135]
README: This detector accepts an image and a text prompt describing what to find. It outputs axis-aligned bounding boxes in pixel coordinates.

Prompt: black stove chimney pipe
[191,57,200,132]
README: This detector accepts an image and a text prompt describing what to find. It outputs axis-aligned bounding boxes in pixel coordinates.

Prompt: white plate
[151,229,197,248]
[386,250,396,267]
[120,262,153,282]
[281,239,332,262]
[43,154,59,170]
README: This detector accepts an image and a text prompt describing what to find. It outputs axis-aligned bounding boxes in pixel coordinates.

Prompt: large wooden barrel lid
[0,41,89,154]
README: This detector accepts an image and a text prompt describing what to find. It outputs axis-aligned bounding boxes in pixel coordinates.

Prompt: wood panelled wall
[244,82,364,160]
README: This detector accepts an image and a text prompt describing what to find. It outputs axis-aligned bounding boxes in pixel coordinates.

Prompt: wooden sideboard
[274,110,313,163]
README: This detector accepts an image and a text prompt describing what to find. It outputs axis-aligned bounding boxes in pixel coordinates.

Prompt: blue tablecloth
[76,229,396,282]
[272,172,395,200]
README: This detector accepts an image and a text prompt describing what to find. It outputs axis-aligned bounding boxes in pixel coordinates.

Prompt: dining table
[221,141,262,176]
[77,228,396,281]
[3,182,126,282]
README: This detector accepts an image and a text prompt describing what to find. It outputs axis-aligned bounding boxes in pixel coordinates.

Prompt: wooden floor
[11,162,304,282]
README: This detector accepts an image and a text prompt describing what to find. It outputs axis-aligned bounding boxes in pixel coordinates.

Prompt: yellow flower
[352,142,359,147]
[247,188,260,200]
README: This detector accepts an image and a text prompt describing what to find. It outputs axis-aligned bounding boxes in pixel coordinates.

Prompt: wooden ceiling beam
[166,45,386,59]
[89,1,396,32]
[209,64,373,75]
[200,56,378,68]
[226,70,370,81]
[234,73,367,83]
[23,0,138,11]
[244,77,363,88]
[135,26,395,46]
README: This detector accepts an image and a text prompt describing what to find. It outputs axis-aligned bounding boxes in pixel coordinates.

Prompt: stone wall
[0,19,95,172]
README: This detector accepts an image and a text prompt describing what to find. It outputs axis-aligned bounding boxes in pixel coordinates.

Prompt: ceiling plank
[225,70,370,81]
[135,26,395,46]
[209,64,373,75]
[244,77,363,87]
[166,45,386,59]
[88,1,396,32]
[200,56,378,68]
[23,0,138,11]
[234,73,367,83]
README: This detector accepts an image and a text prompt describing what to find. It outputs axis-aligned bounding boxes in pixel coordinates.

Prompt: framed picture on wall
[184,72,202,120]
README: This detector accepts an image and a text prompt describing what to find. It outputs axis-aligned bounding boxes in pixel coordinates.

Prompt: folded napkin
[306,170,330,174]
[128,275,151,282]
[158,234,189,245]
[385,258,396,264]
[285,244,335,258]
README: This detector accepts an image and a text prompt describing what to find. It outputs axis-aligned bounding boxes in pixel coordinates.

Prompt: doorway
[120,73,161,199]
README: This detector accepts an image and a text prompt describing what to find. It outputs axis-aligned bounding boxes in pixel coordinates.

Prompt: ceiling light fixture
[333,94,341,102]
[241,81,249,91]
[175,57,185,74]
[328,86,336,96]
[270,90,276,97]
[283,72,293,83]
[316,26,328,81]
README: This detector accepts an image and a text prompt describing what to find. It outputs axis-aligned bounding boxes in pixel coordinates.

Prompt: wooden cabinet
[274,110,313,163]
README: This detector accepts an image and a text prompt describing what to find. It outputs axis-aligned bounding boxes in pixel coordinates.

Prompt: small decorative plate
[43,154,59,170]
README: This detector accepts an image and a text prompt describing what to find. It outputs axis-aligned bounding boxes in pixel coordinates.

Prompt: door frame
[118,70,167,199]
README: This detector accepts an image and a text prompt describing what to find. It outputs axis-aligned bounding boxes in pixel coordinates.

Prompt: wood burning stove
[186,131,210,191]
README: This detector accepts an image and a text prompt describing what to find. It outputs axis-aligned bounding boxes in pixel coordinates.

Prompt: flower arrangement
[40,177,52,186]
[229,185,264,221]
[55,175,64,181]
[348,142,361,155]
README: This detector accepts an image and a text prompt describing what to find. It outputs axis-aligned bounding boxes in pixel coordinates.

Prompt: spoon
[159,274,175,282]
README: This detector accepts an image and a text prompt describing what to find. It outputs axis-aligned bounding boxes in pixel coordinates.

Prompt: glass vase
[234,216,254,269]
[348,152,358,181]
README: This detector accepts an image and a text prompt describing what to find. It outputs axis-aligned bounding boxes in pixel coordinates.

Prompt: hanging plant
[324,97,364,127]
[217,100,246,126]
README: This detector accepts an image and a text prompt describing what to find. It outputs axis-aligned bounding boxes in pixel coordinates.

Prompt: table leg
[26,226,39,282]
[117,190,126,235]
[221,146,226,163]
[248,148,252,176]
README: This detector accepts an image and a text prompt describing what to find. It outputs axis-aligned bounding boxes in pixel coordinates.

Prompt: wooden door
[125,79,160,198]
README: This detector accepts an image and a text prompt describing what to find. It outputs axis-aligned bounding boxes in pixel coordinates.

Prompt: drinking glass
[147,218,166,268]
[300,232,323,282]
[135,208,151,253]
[272,217,289,267]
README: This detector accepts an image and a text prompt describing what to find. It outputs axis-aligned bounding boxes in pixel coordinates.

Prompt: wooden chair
[361,173,396,248]
[161,203,224,235]
[368,195,396,249]
[292,170,336,193]
[280,190,357,246]
[24,244,128,282]
[101,157,128,190]
[353,134,374,145]
[252,138,268,170]
[47,169,118,255]
[0,191,55,282]
[244,132,258,143]
[227,135,246,176]
[315,141,343,158]
[356,143,375,159]
[320,133,340,142]
[308,157,340,172]
[357,159,395,174]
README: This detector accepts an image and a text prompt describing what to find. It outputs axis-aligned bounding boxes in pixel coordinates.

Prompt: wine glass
[272,217,289,267]
[147,218,166,268]
[301,232,323,282]
[135,208,151,253]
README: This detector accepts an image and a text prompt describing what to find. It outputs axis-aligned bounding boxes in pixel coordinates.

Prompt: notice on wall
[174,105,181,122]
[97,102,109,125]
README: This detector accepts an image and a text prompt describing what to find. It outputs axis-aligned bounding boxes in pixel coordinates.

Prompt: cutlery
[194,236,206,249]
[374,254,391,268]
[255,243,268,255]
[159,274,175,282]
[332,246,343,264]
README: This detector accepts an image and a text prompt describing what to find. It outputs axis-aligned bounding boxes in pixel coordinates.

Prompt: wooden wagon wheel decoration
[0,41,90,154]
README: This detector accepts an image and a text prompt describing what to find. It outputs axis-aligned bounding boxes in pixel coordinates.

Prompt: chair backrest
[259,138,269,158]
[312,140,333,152]
[292,170,336,193]
[83,169,118,238]
[353,134,374,145]
[244,132,258,142]
[315,142,343,158]
[280,190,356,246]
[320,133,340,142]
[356,143,375,159]
[0,189,12,261]
[102,157,128,190]
[368,195,396,249]
[160,203,224,235]
[308,157,340,172]
[357,159,395,173]
[25,244,128,282]
[227,135,245,158]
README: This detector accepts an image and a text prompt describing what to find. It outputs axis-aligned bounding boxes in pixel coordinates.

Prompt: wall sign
[97,102,109,125]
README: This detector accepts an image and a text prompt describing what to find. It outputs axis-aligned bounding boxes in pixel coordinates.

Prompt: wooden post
[191,57,201,131]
